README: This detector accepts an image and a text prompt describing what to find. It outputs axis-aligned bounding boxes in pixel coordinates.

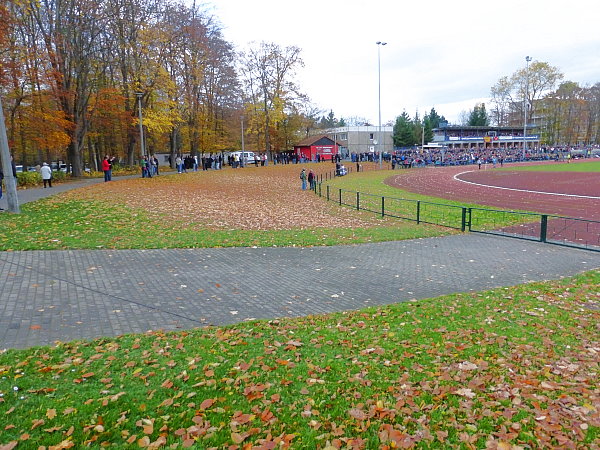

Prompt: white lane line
[453,171,600,200]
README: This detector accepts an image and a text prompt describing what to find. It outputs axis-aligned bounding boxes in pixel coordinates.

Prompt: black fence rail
[317,183,600,252]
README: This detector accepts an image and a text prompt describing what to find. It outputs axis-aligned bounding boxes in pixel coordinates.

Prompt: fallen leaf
[455,388,476,398]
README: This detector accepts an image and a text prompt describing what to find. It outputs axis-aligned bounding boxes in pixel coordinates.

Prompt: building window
[369,133,374,140]
[338,133,347,140]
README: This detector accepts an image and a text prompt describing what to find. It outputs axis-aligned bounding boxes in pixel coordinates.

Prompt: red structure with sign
[294,135,339,161]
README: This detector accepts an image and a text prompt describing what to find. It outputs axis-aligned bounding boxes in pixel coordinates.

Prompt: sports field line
[453,171,600,200]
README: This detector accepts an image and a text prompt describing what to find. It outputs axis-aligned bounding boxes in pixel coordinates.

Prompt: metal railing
[315,182,600,252]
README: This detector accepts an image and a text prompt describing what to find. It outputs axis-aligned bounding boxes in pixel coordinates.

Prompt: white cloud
[202,0,600,124]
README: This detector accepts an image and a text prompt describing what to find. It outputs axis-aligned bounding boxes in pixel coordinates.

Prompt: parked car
[229,151,256,164]
[27,166,38,172]
[15,165,24,173]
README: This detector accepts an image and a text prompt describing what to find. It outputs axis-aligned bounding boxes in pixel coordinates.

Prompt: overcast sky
[202,0,600,125]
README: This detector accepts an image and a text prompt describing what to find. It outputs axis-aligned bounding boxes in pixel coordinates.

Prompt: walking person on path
[101,155,112,182]
[40,162,53,188]
[300,168,307,190]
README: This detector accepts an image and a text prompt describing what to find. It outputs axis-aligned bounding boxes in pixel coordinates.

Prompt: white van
[230,151,256,165]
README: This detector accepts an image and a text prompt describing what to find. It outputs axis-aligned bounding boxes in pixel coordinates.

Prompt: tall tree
[392,111,414,147]
[424,107,446,129]
[468,103,490,126]
[491,61,563,128]
[240,42,304,156]
[24,0,110,176]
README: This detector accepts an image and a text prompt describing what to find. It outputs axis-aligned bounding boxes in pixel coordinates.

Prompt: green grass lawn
[0,198,451,251]
[500,160,600,172]
[1,270,597,448]
[324,171,536,231]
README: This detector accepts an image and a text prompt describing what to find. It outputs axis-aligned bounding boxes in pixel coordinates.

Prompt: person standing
[145,157,152,178]
[40,162,53,188]
[300,168,307,190]
[308,169,315,190]
[140,156,148,178]
[101,155,112,181]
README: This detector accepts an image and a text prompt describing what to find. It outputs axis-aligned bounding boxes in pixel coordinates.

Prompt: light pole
[240,115,245,167]
[135,92,145,159]
[376,41,387,168]
[522,56,532,160]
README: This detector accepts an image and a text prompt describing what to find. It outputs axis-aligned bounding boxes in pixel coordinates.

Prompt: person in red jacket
[101,155,112,182]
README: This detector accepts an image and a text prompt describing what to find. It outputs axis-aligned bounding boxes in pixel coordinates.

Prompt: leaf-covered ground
[62,164,385,231]
[0,271,598,449]
[0,164,452,250]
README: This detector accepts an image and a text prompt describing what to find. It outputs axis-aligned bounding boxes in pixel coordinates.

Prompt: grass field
[500,160,600,172]
[324,171,535,231]
[0,270,597,448]
[0,165,452,251]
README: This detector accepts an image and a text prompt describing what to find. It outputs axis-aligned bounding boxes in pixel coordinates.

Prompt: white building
[315,126,394,157]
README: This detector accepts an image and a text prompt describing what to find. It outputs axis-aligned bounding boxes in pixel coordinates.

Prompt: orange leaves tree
[2,0,320,172]
[2,0,245,172]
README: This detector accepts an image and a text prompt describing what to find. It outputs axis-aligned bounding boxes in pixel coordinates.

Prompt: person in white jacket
[40,162,53,188]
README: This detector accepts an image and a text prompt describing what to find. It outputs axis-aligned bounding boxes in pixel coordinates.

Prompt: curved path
[1,178,599,350]
[2,235,599,350]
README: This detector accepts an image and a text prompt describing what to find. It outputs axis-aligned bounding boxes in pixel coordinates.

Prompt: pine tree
[393,111,415,147]
[424,107,447,129]
[468,103,490,126]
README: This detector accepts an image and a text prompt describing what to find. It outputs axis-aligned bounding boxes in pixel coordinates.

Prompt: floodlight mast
[523,56,532,160]
[376,41,387,169]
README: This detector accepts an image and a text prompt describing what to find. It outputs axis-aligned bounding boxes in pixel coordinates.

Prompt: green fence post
[540,215,548,242]
[356,192,360,210]
[327,185,330,201]
[468,208,472,231]
[416,201,421,224]
[339,188,342,205]
[461,207,467,232]
[381,196,385,217]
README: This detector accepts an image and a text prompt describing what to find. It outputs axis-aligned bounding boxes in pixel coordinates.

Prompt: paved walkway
[1,179,599,350]
[0,174,138,209]
[1,235,599,349]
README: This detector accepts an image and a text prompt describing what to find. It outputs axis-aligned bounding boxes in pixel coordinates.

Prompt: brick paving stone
[1,234,599,349]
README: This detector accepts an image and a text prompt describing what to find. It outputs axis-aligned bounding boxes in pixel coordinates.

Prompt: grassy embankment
[0,270,598,448]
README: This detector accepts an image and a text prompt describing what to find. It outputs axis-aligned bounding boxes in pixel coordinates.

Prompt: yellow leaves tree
[240,42,305,156]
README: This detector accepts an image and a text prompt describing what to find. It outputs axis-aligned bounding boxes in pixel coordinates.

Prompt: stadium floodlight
[376,41,387,168]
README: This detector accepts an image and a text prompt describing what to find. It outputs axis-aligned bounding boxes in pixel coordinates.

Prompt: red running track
[384,163,600,220]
